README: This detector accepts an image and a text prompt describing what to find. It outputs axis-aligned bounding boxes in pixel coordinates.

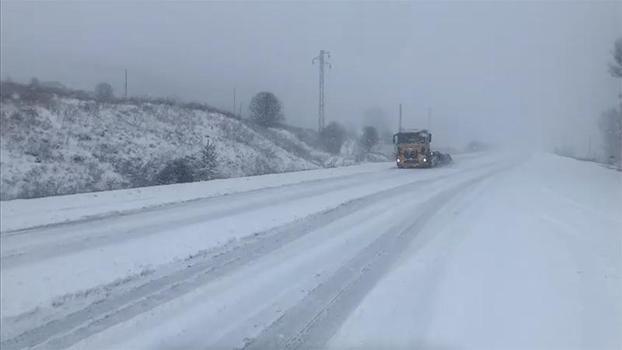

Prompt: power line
[312,50,331,132]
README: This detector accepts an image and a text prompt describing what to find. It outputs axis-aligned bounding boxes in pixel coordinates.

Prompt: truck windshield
[397,133,428,144]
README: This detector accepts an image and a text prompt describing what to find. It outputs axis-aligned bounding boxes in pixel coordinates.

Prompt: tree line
[95,83,382,157]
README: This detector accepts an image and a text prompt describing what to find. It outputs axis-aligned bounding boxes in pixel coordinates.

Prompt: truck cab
[393,130,432,168]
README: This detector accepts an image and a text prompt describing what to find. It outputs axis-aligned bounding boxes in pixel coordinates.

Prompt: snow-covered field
[1,151,620,350]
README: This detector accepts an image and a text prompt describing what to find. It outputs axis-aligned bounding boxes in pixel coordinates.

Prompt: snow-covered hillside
[0,89,364,200]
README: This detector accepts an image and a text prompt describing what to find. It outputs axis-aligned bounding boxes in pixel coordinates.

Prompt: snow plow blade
[431,151,453,167]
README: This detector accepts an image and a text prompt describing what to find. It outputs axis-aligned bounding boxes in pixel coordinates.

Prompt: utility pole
[398,104,403,132]
[233,88,237,115]
[427,107,432,130]
[124,69,128,98]
[313,50,331,132]
[618,79,622,170]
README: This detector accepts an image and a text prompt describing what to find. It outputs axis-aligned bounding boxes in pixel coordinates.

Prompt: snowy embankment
[0,94,363,201]
[0,161,388,233]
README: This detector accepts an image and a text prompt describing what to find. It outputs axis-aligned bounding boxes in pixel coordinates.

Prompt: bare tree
[320,121,347,154]
[608,38,622,169]
[609,37,622,78]
[360,126,379,153]
[94,82,114,101]
[363,107,392,143]
[249,92,284,127]
[599,108,622,164]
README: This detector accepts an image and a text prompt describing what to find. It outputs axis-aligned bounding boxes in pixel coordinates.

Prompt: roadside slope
[0,89,363,201]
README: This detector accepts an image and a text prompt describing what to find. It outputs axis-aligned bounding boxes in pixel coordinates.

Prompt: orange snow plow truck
[393,129,451,168]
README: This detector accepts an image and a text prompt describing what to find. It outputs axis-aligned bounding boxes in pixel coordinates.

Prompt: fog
[1,1,620,150]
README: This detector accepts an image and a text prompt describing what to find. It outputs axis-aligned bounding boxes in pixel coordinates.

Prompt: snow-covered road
[1,152,620,349]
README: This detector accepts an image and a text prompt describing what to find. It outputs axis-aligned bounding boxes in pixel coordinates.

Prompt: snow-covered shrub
[186,139,219,181]
[253,154,277,175]
[197,139,219,180]
[19,166,63,198]
[155,158,194,185]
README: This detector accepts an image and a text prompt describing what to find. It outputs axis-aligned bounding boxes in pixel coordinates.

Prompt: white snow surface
[329,153,622,350]
[1,151,620,350]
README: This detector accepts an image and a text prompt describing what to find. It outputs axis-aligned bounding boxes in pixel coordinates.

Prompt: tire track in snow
[0,167,389,236]
[242,168,505,350]
[1,168,401,268]
[0,165,495,350]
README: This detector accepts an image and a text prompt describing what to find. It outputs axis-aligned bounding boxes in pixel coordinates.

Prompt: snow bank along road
[1,152,620,349]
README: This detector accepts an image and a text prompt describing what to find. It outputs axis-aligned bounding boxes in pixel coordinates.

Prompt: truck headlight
[396,158,401,163]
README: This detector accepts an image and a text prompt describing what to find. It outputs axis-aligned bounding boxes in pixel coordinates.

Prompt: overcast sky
[1,1,621,150]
